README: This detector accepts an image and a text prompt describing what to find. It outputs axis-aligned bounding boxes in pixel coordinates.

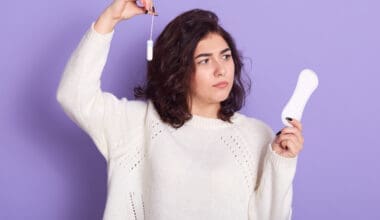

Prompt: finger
[125,0,138,4]
[285,117,303,131]
[280,139,300,155]
[139,0,149,10]
[279,127,304,144]
[130,3,147,15]
[152,5,157,14]
[149,2,157,15]
[276,128,302,144]
[127,2,148,16]
[276,133,303,151]
[290,135,303,152]
[145,0,153,12]
[138,6,148,15]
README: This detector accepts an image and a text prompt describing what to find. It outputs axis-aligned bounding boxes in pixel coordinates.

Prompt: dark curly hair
[134,8,251,128]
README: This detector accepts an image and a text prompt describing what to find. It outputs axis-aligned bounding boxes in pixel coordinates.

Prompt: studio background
[1,0,379,219]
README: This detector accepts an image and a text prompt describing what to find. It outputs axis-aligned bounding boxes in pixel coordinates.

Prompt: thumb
[135,6,148,15]
[120,0,149,18]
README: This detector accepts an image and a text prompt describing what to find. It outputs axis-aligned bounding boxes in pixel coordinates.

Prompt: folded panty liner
[281,69,319,127]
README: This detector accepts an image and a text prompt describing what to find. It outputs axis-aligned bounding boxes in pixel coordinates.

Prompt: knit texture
[56,22,298,220]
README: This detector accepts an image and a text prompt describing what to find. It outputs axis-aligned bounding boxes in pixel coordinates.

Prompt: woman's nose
[214,60,226,77]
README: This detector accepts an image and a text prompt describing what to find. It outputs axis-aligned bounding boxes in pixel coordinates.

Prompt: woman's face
[189,33,235,107]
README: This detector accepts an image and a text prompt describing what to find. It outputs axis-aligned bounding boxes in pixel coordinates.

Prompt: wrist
[94,8,120,34]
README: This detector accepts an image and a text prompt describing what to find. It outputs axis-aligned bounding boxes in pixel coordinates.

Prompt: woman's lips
[213,81,228,88]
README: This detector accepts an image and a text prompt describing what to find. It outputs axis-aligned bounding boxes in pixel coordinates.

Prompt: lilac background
[1,0,379,219]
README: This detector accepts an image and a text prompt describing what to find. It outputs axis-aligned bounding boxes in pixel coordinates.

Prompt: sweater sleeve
[248,127,298,220]
[56,22,145,162]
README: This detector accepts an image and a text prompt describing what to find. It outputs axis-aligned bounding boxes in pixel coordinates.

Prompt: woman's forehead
[194,33,229,56]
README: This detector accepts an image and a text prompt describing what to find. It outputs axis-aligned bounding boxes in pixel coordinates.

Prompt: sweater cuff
[89,21,115,42]
[267,143,298,170]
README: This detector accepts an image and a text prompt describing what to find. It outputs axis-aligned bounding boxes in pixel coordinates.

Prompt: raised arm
[56,0,156,161]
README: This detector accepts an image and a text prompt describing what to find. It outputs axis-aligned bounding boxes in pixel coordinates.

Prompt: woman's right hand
[107,0,156,21]
[94,0,156,34]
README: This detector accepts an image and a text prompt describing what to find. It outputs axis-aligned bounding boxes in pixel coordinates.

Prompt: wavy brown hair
[134,9,251,128]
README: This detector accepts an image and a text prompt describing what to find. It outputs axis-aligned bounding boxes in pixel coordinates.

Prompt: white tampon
[281,69,319,126]
[146,10,155,61]
[147,39,153,61]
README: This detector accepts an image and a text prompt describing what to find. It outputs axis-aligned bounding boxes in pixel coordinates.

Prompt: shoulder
[123,99,149,124]
[103,98,148,128]
[233,112,275,142]
[125,99,148,113]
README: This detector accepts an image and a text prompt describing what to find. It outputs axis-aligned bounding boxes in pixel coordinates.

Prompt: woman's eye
[198,59,209,64]
[223,54,232,60]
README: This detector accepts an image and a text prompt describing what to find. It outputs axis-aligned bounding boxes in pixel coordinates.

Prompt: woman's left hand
[271,117,304,158]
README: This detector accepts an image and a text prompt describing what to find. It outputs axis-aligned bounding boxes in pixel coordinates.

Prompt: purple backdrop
[1,0,379,219]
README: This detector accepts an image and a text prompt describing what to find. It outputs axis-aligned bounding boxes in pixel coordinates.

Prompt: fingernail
[145,10,148,14]
[276,130,281,136]
[286,117,293,121]
[152,6,156,13]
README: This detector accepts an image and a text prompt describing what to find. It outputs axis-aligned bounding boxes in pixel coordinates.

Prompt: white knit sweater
[56,22,298,220]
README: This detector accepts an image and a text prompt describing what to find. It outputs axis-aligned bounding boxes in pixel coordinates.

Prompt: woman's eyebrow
[194,48,231,59]
[220,48,231,54]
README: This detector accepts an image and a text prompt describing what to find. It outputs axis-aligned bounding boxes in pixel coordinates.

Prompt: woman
[57,0,304,219]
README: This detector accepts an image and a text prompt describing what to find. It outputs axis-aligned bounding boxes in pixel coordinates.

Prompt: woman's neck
[190,101,221,119]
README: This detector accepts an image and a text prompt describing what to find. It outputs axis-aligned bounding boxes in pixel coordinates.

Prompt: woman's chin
[213,93,230,103]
